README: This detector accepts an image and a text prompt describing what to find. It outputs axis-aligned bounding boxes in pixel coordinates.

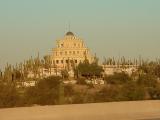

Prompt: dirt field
[0,100,160,120]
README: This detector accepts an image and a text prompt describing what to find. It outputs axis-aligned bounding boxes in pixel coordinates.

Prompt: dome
[66,31,74,36]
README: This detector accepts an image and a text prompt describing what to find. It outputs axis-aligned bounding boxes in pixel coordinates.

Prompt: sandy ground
[0,100,160,120]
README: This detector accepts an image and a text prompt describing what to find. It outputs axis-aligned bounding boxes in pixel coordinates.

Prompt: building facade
[50,31,94,71]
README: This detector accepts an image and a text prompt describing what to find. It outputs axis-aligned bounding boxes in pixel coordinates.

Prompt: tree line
[0,57,160,108]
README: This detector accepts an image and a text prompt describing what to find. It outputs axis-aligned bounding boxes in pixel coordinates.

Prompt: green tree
[76,59,103,78]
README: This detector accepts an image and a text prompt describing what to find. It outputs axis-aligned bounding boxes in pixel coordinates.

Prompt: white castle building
[27,31,138,79]
[27,31,94,78]
[50,31,94,71]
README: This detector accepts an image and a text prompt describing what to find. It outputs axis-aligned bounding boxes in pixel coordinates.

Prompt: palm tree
[33,53,41,78]
[44,55,52,75]
[22,60,28,80]
[0,69,2,80]
[4,63,12,82]
[102,57,107,65]
[112,57,116,65]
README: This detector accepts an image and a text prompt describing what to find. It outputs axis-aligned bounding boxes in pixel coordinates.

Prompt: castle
[27,31,137,78]
[51,31,93,70]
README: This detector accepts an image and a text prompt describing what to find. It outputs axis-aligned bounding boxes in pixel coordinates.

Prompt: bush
[95,82,146,102]
[64,84,74,104]
[24,76,62,105]
[0,83,20,108]
[121,82,146,101]
[64,84,74,97]
[72,90,95,104]
[137,74,157,87]
[95,85,121,102]
[105,72,132,85]
[148,84,160,99]
[77,77,87,85]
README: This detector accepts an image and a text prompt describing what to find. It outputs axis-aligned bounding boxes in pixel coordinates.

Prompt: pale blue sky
[0,0,160,69]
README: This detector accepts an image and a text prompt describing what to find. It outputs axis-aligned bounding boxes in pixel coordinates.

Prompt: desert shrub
[95,85,121,102]
[24,76,62,105]
[105,72,132,85]
[63,84,74,104]
[148,84,160,99]
[72,91,95,104]
[77,77,87,85]
[95,82,146,102]
[121,82,146,101]
[0,83,20,108]
[137,74,157,88]
[64,84,74,97]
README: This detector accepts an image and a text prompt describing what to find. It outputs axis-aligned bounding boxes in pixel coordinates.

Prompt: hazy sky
[0,0,160,69]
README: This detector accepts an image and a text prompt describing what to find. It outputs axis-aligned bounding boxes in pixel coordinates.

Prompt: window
[61,44,64,47]
[65,51,67,55]
[77,51,79,54]
[73,51,75,54]
[70,60,73,63]
[75,60,77,63]
[69,51,72,54]
[60,52,63,55]
[74,43,76,47]
[56,60,59,64]
[66,60,69,63]
[61,60,63,64]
